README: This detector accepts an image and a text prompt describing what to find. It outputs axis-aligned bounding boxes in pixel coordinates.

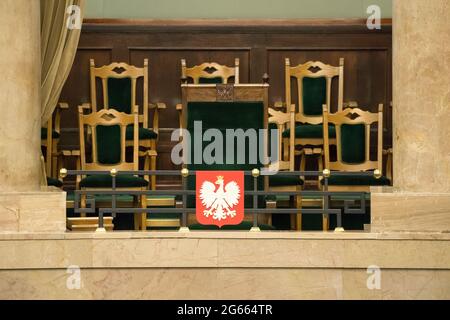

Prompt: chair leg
[322,214,329,231]
[317,153,324,189]
[134,214,140,231]
[150,155,157,191]
[288,196,296,230]
[144,152,150,184]
[265,200,276,227]
[300,151,306,182]
[133,196,140,230]
[80,193,87,218]
[321,190,329,231]
[140,194,147,231]
[296,193,302,231]
[51,139,58,178]
[283,137,289,161]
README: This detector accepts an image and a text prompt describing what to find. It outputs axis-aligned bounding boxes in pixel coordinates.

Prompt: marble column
[0,0,66,232]
[0,0,41,192]
[371,0,450,232]
[393,0,450,192]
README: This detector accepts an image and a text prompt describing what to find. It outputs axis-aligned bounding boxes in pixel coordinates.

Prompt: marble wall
[2,268,449,300]
[0,232,449,299]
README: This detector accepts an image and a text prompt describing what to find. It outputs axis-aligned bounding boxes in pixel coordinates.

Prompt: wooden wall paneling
[59,48,113,149]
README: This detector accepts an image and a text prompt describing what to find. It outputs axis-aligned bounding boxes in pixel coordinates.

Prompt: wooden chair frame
[88,59,165,190]
[181,58,240,84]
[77,106,147,230]
[273,58,346,188]
[323,105,383,177]
[321,104,384,231]
[267,107,303,230]
[42,102,69,179]
[284,58,344,155]
[177,59,241,128]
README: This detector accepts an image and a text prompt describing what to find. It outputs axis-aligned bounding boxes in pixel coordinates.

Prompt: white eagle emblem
[199,175,241,221]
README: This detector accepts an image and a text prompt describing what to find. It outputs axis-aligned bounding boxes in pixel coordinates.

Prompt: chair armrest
[78,104,92,123]
[54,102,70,134]
[273,101,286,109]
[268,108,290,126]
[146,150,158,157]
[176,104,183,132]
[149,102,167,109]
[343,101,359,109]
[57,102,69,110]
[148,102,166,134]
[60,149,82,189]
[81,103,91,111]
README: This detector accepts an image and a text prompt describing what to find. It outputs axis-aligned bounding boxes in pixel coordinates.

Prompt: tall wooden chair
[41,102,69,187]
[321,104,390,230]
[176,59,240,127]
[88,59,165,190]
[267,107,304,230]
[181,58,240,84]
[280,58,345,185]
[179,82,274,230]
[77,106,148,231]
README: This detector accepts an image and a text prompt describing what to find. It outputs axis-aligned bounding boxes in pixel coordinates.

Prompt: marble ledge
[370,186,450,196]
[0,230,450,241]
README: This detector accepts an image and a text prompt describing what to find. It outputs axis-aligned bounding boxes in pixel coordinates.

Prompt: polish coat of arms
[196,171,244,227]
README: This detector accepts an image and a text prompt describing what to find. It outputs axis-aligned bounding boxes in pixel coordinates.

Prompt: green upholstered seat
[107,78,132,114]
[269,175,304,187]
[198,77,223,84]
[321,174,390,186]
[189,221,275,230]
[148,212,181,220]
[282,124,336,139]
[80,174,148,188]
[47,177,63,188]
[125,126,157,140]
[41,128,60,139]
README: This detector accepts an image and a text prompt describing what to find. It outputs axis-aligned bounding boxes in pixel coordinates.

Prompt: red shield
[196,171,244,228]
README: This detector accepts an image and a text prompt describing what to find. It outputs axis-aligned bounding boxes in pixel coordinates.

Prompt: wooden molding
[82,18,392,33]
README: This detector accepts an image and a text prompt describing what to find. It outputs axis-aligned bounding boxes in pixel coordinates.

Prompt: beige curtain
[41,0,85,123]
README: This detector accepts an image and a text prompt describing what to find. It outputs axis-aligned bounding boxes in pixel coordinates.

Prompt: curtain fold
[40,0,85,123]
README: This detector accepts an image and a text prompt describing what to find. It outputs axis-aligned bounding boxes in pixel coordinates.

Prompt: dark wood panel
[58,19,392,188]
[59,48,112,148]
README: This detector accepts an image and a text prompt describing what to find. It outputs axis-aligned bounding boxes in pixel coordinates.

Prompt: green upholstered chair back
[285,58,344,125]
[185,101,266,208]
[323,105,384,173]
[107,78,132,114]
[78,106,140,172]
[89,59,148,116]
[181,58,240,84]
